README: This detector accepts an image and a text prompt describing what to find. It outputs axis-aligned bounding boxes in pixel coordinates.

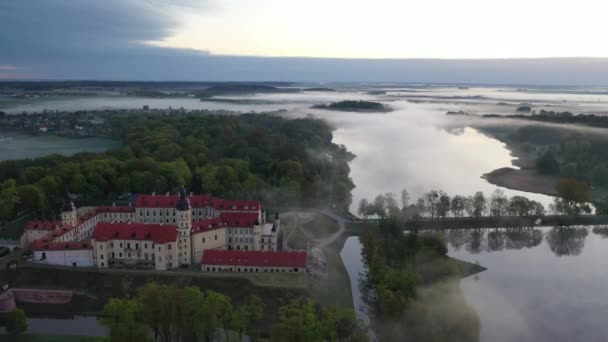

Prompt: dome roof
[62,191,76,212]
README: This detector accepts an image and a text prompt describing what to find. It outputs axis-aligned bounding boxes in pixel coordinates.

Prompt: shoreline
[482,167,558,197]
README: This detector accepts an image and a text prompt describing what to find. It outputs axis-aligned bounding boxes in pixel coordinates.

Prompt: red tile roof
[201,250,307,268]
[219,212,260,227]
[192,217,226,234]
[31,240,92,251]
[135,194,260,212]
[93,222,178,244]
[26,221,63,231]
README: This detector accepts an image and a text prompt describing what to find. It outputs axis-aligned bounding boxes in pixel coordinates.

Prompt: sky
[2,0,608,84]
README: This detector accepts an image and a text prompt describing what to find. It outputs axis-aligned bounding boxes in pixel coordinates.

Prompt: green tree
[6,308,28,336]
[101,298,149,342]
[272,299,323,342]
[552,178,591,215]
[18,184,47,211]
[0,179,19,221]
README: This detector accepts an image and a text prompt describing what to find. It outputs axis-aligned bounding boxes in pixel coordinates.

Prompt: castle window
[168,244,171,250]
[214,235,217,240]
[100,254,104,260]
[101,262,104,267]
[135,243,139,249]
[119,253,122,258]
[127,243,130,249]
[100,245,103,250]
[119,243,123,248]
[202,237,206,243]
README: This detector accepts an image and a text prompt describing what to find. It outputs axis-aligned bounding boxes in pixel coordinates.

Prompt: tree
[536,150,560,175]
[18,184,47,211]
[232,295,265,341]
[422,190,440,218]
[101,298,149,342]
[450,195,466,217]
[437,192,451,218]
[272,299,323,342]
[552,178,591,215]
[508,196,531,216]
[471,191,487,218]
[489,189,508,216]
[6,308,28,336]
[400,189,410,210]
[0,179,19,221]
[358,198,370,218]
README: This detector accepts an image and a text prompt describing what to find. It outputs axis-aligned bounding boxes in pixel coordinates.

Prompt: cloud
[2,1,608,85]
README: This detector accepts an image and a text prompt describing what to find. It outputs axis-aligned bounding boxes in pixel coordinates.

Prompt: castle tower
[61,191,77,227]
[175,187,192,266]
[271,212,280,251]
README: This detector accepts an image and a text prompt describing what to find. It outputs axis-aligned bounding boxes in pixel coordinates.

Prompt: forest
[0,113,355,222]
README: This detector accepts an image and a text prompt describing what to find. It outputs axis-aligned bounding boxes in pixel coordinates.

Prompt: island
[196,84,298,98]
[312,100,390,112]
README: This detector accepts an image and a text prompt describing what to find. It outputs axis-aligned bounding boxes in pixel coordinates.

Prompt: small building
[31,240,94,267]
[201,249,307,273]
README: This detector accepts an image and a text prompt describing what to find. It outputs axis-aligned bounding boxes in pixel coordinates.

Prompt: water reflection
[447,226,586,257]
[449,225,608,342]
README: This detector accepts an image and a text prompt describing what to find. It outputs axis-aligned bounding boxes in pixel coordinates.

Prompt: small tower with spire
[175,187,192,266]
[61,191,77,227]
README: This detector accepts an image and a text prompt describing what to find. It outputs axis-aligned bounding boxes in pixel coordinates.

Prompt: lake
[448,226,608,342]
[0,131,121,161]
[341,226,608,342]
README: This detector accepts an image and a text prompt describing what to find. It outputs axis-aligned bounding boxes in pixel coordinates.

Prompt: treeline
[0,113,355,221]
[358,188,546,220]
[483,110,608,128]
[101,283,367,342]
[359,193,480,341]
[313,100,388,112]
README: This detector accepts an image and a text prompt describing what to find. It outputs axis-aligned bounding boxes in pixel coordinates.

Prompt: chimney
[112,202,116,207]
[166,192,169,196]
[190,192,193,197]
[152,192,156,196]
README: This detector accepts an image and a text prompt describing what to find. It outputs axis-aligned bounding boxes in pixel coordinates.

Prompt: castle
[23,189,307,273]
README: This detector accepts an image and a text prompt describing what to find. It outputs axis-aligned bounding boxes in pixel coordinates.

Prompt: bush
[6,307,28,336]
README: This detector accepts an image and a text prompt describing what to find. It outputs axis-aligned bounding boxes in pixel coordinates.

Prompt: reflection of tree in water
[486,229,506,252]
[592,226,608,239]
[447,229,468,251]
[546,226,589,257]
[448,228,544,253]
[465,229,485,254]
[504,227,543,250]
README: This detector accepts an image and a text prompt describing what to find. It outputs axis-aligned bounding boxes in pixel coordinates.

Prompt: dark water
[448,226,608,342]
[340,236,369,323]
[0,315,108,337]
[0,131,121,161]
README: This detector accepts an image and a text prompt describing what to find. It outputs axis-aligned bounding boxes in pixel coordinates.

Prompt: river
[0,131,121,161]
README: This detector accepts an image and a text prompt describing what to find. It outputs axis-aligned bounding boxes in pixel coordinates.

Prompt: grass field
[283,211,355,309]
